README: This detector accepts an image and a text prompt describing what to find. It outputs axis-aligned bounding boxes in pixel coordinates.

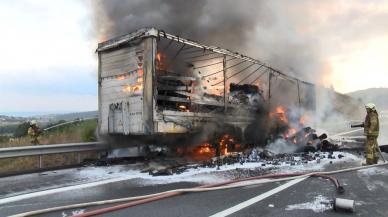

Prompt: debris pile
[266,127,339,154]
[142,102,343,177]
[143,150,346,177]
[266,105,339,153]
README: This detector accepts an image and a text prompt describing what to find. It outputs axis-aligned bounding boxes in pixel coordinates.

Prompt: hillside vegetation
[0,119,98,148]
[0,119,99,174]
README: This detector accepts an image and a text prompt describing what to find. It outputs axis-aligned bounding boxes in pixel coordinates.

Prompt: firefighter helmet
[365,103,376,110]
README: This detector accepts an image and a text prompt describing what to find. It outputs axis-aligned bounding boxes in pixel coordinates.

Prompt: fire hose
[70,173,342,217]
[10,162,388,217]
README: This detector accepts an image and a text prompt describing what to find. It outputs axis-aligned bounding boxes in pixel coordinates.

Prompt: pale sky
[328,36,388,92]
[0,0,387,114]
[310,1,388,92]
[0,0,96,114]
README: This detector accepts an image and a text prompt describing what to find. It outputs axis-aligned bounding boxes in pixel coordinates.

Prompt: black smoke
[91,0,325,82]
[92,0,263,53]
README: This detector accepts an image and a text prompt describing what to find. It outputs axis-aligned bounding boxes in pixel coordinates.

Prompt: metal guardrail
[0,142,106,159]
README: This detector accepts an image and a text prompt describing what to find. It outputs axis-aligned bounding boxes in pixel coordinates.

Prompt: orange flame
[156,52,161,62]
[190,143,216,161]
[116,75,126,80]
[122,84,143,93]
[156,52,165,71]
[198,143,212,154]
[180,134,242,161]
[219,134,237,156]
[178,104,189,112]
[299,115,306,125]
[284,128,297,140]
[270,106,289,124]
[138,69,144,76]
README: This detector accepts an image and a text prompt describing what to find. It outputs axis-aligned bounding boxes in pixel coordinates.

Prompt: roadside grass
[0,119,100,174]
[0,119,98,148]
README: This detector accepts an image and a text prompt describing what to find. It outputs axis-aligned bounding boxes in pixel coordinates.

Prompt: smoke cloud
[91,0,370,140]
[91,0,388,88]
[91,0,325,82]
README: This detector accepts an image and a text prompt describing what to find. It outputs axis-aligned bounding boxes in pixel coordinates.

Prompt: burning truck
[97,27,317,157]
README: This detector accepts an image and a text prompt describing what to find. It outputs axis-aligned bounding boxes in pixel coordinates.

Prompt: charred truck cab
[97,28,315,149]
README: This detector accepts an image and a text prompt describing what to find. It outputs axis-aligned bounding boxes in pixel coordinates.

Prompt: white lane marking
[0,176,135,205]
[209,177,307,217]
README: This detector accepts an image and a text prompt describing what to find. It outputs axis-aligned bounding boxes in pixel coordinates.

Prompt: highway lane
[2,152,388,217]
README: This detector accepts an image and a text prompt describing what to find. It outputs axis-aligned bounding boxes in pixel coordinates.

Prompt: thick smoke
[266,139,298,154]
[91,1,367,147]
[91,0,323,82]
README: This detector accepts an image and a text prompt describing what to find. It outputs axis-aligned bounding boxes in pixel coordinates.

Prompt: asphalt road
[1,152,388,217]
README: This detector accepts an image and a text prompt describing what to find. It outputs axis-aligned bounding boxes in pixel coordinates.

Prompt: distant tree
[0,124,18,134]
[81,120,97,142]
[58,120,67,124]
[14,122,30,138]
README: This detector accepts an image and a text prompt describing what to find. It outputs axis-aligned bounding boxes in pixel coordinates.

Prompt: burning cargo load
[229,83,265,106]
[97,27,316,151]
[266,106,337,154]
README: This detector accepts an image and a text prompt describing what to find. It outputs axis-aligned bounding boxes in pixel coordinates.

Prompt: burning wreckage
[97,27,336,163]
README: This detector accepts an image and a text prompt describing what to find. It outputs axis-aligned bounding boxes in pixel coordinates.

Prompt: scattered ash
[357,167,388,191]
[62,209,85,217]
[139,150,356,177]
[285,195,332,213]
[218,167,274,180]
[80,146,361,182]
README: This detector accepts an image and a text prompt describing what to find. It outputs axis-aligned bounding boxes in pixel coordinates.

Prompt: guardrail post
[38,155,43,169]
[77,152,81,164]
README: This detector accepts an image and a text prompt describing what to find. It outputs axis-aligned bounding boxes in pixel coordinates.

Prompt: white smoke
[266,138,298,155]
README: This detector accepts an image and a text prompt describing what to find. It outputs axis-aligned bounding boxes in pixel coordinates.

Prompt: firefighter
[363,103,380,165]
[28,120,41,145]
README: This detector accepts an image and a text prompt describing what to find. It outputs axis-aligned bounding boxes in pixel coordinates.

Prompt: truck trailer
[97,27,315,148]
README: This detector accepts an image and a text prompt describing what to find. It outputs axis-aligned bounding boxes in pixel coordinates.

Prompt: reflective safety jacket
[28,126,41,137]
[364,111,379,137]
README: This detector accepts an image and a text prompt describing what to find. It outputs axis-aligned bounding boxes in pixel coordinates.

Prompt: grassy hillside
[347,88,388,111]
[0,111,98,136]
[0,119,98,148]
[38,111,98,121]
